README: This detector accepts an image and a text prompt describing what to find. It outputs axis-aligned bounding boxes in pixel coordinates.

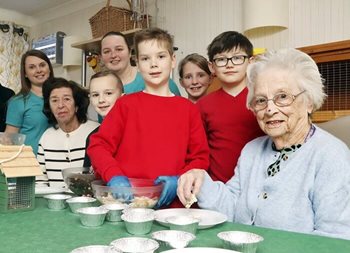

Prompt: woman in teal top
[100,31,181,95]
[5,49,54,154]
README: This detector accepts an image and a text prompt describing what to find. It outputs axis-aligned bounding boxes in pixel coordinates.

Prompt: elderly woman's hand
[177,169,206,206]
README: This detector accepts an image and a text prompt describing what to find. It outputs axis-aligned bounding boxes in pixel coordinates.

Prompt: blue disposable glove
[154,176,179,209]
[107,176,133,202]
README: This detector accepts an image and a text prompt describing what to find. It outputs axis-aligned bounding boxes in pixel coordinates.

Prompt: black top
[0,84,15,132]
[83,126,99,167]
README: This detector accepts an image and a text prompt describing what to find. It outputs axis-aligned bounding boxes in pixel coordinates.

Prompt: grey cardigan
[198,126,350,240]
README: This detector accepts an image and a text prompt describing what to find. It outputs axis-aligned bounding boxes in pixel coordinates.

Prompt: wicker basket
[89,0,149,38]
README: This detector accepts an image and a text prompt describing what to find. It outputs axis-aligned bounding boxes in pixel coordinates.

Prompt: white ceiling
[0,0,73,15]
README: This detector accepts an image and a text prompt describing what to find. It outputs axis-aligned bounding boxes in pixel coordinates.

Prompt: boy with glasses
[196,31,264,182]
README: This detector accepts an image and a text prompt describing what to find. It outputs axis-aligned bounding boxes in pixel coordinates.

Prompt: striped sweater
[36,120,99,188]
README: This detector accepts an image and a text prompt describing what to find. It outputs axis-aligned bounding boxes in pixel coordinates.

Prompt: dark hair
[90,70,124,94]
[207,31,253,61]
[101,31,131,52]
[178,53,211,79]
[19,49,54,97]
[134,27,174,58]
[43,77,89,128]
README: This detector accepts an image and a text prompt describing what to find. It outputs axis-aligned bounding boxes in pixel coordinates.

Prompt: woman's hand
[177,169,206,206]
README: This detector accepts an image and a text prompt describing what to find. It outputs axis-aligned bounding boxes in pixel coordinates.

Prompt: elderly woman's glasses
[213,55,248,67]
[251,90,306,111]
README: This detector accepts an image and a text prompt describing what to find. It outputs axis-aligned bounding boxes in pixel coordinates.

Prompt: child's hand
[107,176,133,202]
[154,176,179,208]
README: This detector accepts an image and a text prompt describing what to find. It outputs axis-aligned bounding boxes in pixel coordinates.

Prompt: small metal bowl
[217,231,264,253]
[44,194,72,210]
[66,196,97,213]
[152,230,196,250]
[122,207,155,216]
[70,245,118,253]
[166,215,200,235]
[77,207,108,227]
[121,210,155,235]
[110,237,159,253]
[101,203,127,222]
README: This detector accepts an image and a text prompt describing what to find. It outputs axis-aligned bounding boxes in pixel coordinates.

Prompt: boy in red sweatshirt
[88,28,209,208]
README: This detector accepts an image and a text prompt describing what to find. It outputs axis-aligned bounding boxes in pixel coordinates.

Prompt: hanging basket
[89,0,150,38]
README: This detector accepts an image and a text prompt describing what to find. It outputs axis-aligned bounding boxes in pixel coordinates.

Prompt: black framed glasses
[250,90,306,111]
[213,55,249,67]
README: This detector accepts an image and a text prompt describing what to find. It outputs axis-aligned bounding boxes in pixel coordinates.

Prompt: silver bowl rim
[151,229,196,242]
[110,237,159,251]
[217,231,264,244]
[66,196,97,203]
[77,206,109,215]
[43,194,72,200]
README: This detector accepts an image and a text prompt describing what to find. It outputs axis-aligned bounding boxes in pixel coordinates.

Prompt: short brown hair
[134,27,174,58]
[90,70,124,94]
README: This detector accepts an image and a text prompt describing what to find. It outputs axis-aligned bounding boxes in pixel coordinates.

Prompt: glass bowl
[62,167,95,196]
[91,178,163,208]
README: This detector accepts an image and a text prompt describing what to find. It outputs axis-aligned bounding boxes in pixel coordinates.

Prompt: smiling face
[180,61,212,102]
[24,56,50,87]
[136,39,176,91]
[253,68,312,148]
[89,75,123,117]
[101,35,131,73]
[49,87,78,129]
[209,47,250,88]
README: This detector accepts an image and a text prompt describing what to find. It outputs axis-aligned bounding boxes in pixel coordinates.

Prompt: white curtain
[0,22,29,93]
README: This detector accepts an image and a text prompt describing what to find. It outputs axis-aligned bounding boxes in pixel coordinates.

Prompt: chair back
[317,116,350,148]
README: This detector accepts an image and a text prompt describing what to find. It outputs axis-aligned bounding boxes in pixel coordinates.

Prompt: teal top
[124,72,181,95]
[6,92,49,154]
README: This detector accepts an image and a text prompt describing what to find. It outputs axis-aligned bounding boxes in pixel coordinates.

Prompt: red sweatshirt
[197,88,265,182]
[88,92,209,183]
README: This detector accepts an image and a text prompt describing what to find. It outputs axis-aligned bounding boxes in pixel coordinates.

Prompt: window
[298,40,350,123]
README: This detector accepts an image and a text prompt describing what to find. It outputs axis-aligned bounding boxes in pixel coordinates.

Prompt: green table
[0,198,349,253]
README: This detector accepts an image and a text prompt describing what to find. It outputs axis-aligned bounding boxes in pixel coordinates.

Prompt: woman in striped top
[36,78,99,188]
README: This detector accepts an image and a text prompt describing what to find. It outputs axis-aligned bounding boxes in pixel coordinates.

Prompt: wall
[157,0,350,86]
[2,0,350,93]
[0,8,36,26]
[29,0,156,85]
[29,0,111,84]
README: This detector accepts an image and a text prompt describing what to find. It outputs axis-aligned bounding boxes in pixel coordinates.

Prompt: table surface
[1,197,349,253]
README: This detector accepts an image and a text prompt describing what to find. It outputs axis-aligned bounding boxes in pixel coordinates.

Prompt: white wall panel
[289,0,350,47]
[157,0,350,54]
[156,0,242,90]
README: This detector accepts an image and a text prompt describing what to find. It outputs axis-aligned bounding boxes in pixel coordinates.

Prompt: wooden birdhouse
[0,145,43,213]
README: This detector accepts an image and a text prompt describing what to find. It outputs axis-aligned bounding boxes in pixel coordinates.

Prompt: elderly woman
[177,48,350,240]
[36,78,99,188]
